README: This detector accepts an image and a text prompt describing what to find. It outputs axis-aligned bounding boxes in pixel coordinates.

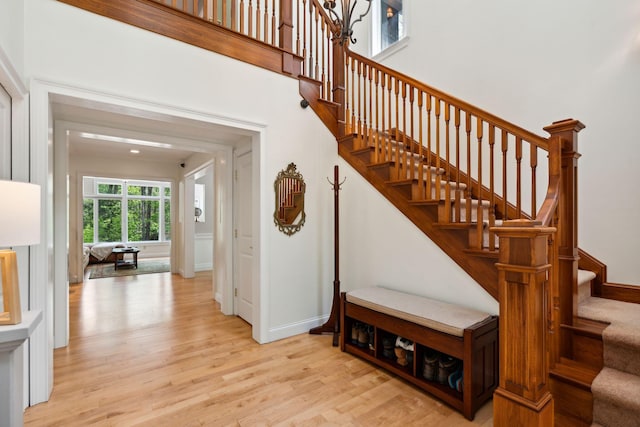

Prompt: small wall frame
[273,163,306,236]
[0,250,22,325]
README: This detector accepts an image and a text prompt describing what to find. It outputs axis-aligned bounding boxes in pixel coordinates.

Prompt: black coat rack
[309,165,344,346]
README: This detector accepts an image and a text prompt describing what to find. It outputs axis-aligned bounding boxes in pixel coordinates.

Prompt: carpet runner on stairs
[578,293,640,427]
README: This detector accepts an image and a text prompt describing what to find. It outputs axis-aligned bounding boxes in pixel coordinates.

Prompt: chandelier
[323,0,373,45]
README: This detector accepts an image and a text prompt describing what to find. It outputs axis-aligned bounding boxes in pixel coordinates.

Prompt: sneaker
[422,349,439,381]
[448,366,463,390]
[437,355,459,384]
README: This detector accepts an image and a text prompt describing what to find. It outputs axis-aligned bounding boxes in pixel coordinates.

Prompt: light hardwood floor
[24,271,493,426]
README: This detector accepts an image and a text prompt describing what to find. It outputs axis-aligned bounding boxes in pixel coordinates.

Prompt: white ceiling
[52,96,252,163]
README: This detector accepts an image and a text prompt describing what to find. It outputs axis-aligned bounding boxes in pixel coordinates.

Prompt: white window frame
[371,0,409,61]
[83,176,172,244]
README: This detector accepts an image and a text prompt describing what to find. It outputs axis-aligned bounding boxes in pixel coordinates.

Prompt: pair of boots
[350,322,374,350]
[422,350,462,390]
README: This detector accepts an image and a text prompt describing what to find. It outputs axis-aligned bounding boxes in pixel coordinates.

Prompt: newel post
[492,221,556,426]
[543,119,585,360]
[332,39,346,137]
[278,0,297,75]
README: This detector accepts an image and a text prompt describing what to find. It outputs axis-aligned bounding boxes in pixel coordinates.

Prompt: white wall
[23,0,338,344]
[353,0,640,284]
[0,0,25,79]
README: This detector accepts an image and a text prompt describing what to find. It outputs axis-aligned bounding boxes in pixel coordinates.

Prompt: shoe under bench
[340,287,499,421]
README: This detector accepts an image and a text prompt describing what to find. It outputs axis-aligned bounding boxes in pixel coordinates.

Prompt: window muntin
[83,177,171,244]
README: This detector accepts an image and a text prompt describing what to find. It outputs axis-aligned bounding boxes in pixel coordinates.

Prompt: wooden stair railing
[50,1,597,424]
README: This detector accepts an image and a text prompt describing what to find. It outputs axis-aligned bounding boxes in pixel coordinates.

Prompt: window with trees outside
[371,0,406,57]
[83,177,171,244]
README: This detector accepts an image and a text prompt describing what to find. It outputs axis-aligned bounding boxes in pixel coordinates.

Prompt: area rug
[89,259,170,279]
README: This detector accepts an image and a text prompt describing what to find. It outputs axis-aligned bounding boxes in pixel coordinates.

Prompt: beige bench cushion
[346,287,492,337]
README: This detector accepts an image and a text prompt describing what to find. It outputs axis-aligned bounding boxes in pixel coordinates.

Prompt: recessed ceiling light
[130,149,140,154]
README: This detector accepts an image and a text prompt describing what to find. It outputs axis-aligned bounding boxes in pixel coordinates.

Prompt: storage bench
[340,287,498,420]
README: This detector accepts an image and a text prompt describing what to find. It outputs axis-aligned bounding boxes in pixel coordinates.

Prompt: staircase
[55,0,640,425]
[578,276,640,427]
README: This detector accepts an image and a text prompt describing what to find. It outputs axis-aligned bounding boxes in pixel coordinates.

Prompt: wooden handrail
[344,50,549,151]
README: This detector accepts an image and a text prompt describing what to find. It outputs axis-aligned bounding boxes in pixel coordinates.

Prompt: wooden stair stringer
[299,77,339,137]
[338,139,499,300]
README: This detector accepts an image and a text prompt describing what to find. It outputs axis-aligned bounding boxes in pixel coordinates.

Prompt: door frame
[29,79,266,405]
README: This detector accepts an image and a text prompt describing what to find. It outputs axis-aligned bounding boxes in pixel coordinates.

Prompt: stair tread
[561,317,608,339]
[593,367,640,411]
[578,269,597,286]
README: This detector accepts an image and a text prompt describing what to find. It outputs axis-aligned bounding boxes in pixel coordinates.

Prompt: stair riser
[572,333,604,367]
[594,400,640,427]
[550,377,594,426]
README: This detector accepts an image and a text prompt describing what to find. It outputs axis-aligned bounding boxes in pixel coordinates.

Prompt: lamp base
[0,250,22,325]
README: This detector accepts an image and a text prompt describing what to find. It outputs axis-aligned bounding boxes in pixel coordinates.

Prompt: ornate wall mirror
[274,163,306,236]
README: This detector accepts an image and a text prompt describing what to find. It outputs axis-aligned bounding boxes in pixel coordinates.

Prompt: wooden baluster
[320,19,326,99]
[465,112,472,223]
[374,69,381,163]
[350,58,356,134]
[231,0,237,31]
[386,75,393,164]
[475,117,484,248]
[379,72,386,161]
[364,65,373,147]
[408,86,415,182]
[434,98,442,201]
[263,0,268,43]
[327,29,332,102]
[442,102,451,220]
[240,0,245,34]
[417,91,425,200]
[222,0,228,26]
[530,143,538,216]
[400,82,408,180]
[203,0,209,21]
[314,7,319,81]
[516,136,522,218]
[454,108,461,222]
[344,56,351,134]
[488,125,496,250]
[501,129,508,220]
[271,0,276,46]
[248,0,254,39]
[172,0,177,9]
[301,0,307,76]
[425,94,432,199]
[357,61,363,144]
[295,0,300,56]
[256,0,261,41]
[393,78,401,179]
[214,0,220,24]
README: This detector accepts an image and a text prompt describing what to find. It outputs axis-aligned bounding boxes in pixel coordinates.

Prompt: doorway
[29,84,265,406]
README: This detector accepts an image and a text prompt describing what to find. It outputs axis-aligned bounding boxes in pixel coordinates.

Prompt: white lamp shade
[0,180,41,247]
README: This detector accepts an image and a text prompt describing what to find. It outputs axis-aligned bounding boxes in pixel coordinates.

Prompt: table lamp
[0,180,41,325]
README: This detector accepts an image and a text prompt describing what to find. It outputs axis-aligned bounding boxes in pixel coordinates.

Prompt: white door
[235,150,253,323]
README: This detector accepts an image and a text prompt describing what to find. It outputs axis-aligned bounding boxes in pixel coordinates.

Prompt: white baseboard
[266,315,329,342]
[215,291,222,304]
[195,263,213,272]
